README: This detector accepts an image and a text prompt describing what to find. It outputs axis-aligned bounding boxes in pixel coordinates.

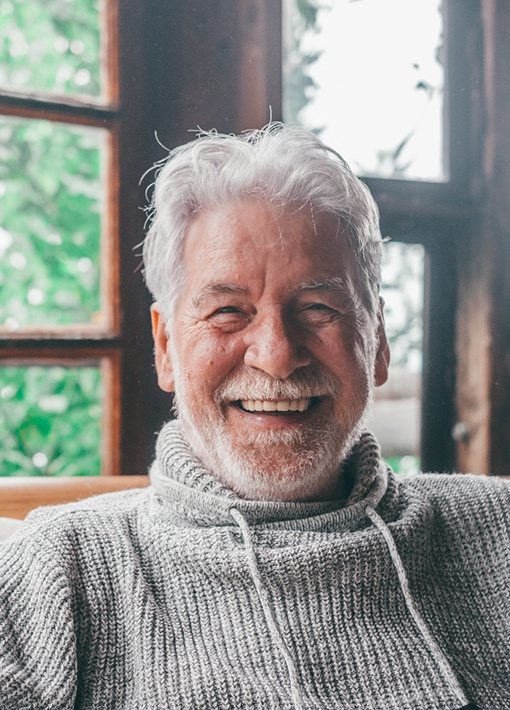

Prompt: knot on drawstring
[229,507,307,710]
[365,505,469,707]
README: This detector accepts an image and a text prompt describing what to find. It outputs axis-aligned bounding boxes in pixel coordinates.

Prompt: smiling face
[152,199,389,501]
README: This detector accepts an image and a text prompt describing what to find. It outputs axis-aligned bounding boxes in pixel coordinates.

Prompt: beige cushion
[0,516,23,542]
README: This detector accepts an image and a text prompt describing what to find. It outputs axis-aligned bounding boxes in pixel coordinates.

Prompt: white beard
[171,360,373,501]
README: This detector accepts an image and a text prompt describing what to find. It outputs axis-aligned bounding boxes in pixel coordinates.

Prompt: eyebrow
[192,283,248,310]
[191,277,356,311]
[296,277,360,311]
[295,277,352,295]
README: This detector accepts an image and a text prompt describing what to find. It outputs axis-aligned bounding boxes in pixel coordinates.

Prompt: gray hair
[143,122,383,321]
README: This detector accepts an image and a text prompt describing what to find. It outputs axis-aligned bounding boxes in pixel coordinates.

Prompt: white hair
[143,122,383,321]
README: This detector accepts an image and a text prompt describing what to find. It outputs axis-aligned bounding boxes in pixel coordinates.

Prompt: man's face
[152,199,389,501]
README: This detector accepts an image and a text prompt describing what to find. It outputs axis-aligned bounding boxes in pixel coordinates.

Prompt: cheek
[338,318,373,368]
[314,323,365,371]
[351,337,372,372]
[182,337,246,391]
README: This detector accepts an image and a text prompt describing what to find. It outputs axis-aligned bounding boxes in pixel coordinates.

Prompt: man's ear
[151,304,175,393]
[374,297,390,387]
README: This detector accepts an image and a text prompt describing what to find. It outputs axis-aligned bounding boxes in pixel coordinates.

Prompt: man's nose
[243,313,312,379]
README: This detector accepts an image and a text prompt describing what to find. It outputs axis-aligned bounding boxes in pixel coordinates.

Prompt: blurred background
[0,0,509,478]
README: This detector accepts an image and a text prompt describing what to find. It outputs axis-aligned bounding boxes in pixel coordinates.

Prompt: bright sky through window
[283,0,444,181]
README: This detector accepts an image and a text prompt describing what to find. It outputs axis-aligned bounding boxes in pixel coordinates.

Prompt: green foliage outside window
[283,0,324,133]
[385,456,421,476]
[0,0,101,98]
[0,0,104,475]
[0,366,102,477]
[0,116,104,329]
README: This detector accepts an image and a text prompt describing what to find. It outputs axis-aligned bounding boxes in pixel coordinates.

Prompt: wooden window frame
[361,0,509,475]
[0,1,142,476]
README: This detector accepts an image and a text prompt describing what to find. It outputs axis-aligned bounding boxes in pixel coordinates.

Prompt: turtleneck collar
[149,422,471,708]
[149,420,398,530]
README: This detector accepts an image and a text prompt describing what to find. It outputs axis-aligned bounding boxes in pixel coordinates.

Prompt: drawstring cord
[229,507,306,710]
[230,502,470,709]
[365,505,470,708]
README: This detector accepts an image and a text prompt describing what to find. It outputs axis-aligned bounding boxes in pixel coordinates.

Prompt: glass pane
[366,242,425,473]
[0,115,106,330]
[0,364,102,476]
[0,0,103,100]
[283,0,445,181]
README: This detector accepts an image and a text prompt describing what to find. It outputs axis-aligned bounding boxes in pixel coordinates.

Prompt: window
[0,0,164,477]
[0,0,117,476]
[282,0,474,472]
[370,242,424,474]
[283,0,445,181]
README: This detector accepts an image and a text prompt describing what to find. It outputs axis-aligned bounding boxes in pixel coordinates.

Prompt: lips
[238,398,318,413]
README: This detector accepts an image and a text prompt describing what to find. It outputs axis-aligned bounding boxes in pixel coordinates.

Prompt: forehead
[181,199,356,291]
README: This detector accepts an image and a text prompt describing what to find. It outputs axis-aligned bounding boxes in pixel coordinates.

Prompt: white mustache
[214,368,340,404]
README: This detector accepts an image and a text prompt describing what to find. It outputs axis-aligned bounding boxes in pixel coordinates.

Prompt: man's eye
[303,301,352,316]
[305,303,331,311]
[207,306,249,330]
[209,306,245,320]
[301,303,336,315]
[214,306,240,314]
[298,303,341,324]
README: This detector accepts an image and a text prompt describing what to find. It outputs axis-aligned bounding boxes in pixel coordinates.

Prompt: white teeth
[240,398,313,413]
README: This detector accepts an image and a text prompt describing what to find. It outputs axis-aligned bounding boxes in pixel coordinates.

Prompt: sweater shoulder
[29,485,150,518]
[397,472,510,527]
[0,488,157,599]
[399,471,510,500]
[10,486,152,547]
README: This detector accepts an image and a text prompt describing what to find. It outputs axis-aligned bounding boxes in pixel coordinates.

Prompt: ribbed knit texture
[1,420,509,709]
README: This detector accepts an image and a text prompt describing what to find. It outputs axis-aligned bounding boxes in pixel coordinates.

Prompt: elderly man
[1,124,508,710]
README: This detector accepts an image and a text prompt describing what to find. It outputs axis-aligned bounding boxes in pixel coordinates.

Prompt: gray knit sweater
[1,421,509,709]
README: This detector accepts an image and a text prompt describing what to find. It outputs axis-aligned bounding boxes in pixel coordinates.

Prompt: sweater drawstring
[231,503,470,710]
[229,507,306,710]
[365,505,470,708]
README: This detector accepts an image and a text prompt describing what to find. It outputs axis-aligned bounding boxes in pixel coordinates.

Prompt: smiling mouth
[236,397,321,414]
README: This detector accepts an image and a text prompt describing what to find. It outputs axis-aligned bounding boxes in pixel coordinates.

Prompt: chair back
[0,476,150,520]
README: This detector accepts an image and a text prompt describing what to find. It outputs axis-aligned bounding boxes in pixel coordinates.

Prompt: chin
[182,413,365,502]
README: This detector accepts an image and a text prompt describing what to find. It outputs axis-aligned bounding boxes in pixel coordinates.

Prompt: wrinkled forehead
[183,199,352,265]
[184,198,350,255]
[177,199,367,311]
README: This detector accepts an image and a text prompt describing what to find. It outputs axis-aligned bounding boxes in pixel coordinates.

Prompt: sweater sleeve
[0,524,77,710]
